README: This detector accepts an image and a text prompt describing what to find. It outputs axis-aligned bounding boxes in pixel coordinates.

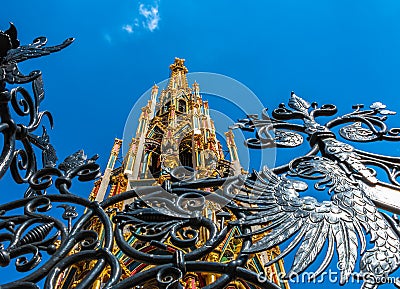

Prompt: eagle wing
[230,166,366,284]
[3,36,74,64]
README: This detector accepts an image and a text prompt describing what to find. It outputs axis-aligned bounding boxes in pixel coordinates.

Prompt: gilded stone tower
[57,58,289,289]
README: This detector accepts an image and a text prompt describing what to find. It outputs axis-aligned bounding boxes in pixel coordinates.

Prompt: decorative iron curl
[0,190,119,288]
[0,23,72,184]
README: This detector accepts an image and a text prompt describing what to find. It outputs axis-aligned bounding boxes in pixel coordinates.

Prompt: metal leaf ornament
[370,102,386,110]
[288,91,311,112]
[369,102,396,115]
[380,109,396,115]
[339,122,376,142]
[274,129,303,147]
[58,150,98,173]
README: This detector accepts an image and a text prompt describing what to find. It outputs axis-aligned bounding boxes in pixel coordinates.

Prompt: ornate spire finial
[169,57,188,73]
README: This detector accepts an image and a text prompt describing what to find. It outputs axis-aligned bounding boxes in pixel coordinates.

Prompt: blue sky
[2,0,400,288]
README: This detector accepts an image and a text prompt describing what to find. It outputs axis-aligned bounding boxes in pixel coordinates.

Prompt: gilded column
[95,138,122,202]
[224,130,242,175]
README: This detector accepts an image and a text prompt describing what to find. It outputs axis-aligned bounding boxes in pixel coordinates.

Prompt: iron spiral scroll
[1,24,400,289]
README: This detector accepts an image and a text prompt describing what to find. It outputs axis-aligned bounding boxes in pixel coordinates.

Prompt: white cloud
[122,1,160,35]
[122,24,134,34]
[139,3,160,32]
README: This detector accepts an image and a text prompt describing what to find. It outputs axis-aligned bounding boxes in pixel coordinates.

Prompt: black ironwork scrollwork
[2,23,400,289]
[0,23,73,187]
